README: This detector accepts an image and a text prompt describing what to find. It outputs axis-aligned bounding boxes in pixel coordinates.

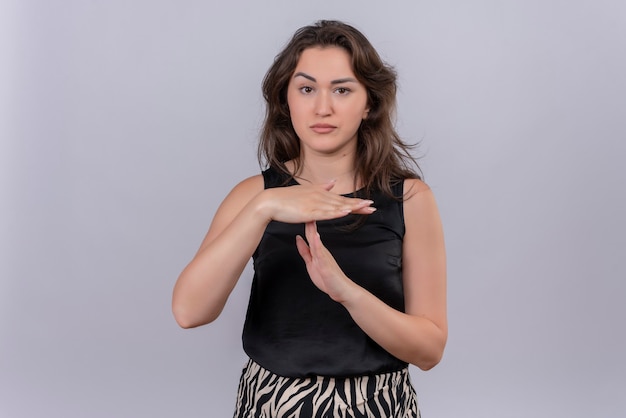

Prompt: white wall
[2,1,625,417]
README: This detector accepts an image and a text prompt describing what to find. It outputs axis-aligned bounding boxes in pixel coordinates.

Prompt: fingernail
[366,207,377,212]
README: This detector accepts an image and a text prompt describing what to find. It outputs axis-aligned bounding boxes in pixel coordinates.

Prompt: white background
[2,1,625,417]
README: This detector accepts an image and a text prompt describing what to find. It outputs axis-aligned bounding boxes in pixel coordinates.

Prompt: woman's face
[287,46,369,158]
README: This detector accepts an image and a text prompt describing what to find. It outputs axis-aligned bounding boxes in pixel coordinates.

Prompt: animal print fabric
[233,359,420,417]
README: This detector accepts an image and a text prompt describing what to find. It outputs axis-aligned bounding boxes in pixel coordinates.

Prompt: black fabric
[242,167,408,377]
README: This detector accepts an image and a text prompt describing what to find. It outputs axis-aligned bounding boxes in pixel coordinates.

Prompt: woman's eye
[300,86,313,94]
[335,87,350,95]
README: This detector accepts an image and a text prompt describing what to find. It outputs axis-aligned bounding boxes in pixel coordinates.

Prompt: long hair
[259,20,421,197]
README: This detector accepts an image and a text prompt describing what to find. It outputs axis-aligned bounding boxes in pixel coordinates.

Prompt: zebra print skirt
[233,358,420,418]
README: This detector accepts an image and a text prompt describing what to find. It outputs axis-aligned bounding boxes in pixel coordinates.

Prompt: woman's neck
[290,151,360,194]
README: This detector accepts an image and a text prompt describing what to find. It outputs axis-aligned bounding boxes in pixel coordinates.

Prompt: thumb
[295,235,312,263]
[321,179,336,191]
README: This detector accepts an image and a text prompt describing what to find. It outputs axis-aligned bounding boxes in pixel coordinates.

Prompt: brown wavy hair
[258,20,421,197]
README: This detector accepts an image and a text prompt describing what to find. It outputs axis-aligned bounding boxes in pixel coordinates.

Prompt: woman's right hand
[256,181,376,224]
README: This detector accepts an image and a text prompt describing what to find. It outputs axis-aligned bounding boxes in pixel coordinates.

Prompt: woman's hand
[295,181,447,370]
[258,181,375,224]
[295,221,356,303]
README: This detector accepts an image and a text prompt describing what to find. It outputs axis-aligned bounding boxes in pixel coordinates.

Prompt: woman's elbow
[410,339,446,371]
[414,352,443,371]
[172,303,220,329]
[173,314,200,329]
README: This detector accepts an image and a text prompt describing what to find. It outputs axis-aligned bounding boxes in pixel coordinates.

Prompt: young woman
[173,20,447,418]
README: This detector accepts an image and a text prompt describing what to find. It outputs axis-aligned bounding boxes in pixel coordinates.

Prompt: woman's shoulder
[401,178,440,225]
[383,177,430,201]
[231,174,265,195]
[402,177,431,199]
[229,166,293,200]
[220,174,265,208]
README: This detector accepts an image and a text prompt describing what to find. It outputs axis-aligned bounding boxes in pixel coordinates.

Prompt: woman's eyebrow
[293,72,316,82]
[293,72,358,84]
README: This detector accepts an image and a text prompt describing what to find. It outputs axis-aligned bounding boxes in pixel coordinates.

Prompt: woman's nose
[314,91,332,116]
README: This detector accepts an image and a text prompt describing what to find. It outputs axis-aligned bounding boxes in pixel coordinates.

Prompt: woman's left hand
[295,221,355,303]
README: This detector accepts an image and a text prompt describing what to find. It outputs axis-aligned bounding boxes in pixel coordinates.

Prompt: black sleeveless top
[242,167,408,377]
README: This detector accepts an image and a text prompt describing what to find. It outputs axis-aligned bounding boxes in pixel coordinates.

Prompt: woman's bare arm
[172,176,377,328]
[172,175,267,328]
[295,179,447,370]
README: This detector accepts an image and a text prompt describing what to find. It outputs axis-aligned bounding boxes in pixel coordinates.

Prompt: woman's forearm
[172,194,270,328]
[341,283,447,370]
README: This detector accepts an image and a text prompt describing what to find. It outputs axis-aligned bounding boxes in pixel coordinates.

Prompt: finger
[325,198,373,214]
[305,221,323,257]
[333,199,375,215]
[304,221,316,242]
[295,235,312,263]
[320,179,336,191]
[355,199,375,208]
[351,206,377,215]
[306,198,374,221]
[343,198,375,212]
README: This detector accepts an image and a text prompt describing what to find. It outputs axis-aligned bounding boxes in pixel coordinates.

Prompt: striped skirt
[233,359,420,418]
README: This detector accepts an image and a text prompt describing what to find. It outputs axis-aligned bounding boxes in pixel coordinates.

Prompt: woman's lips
[310,123,337,134]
